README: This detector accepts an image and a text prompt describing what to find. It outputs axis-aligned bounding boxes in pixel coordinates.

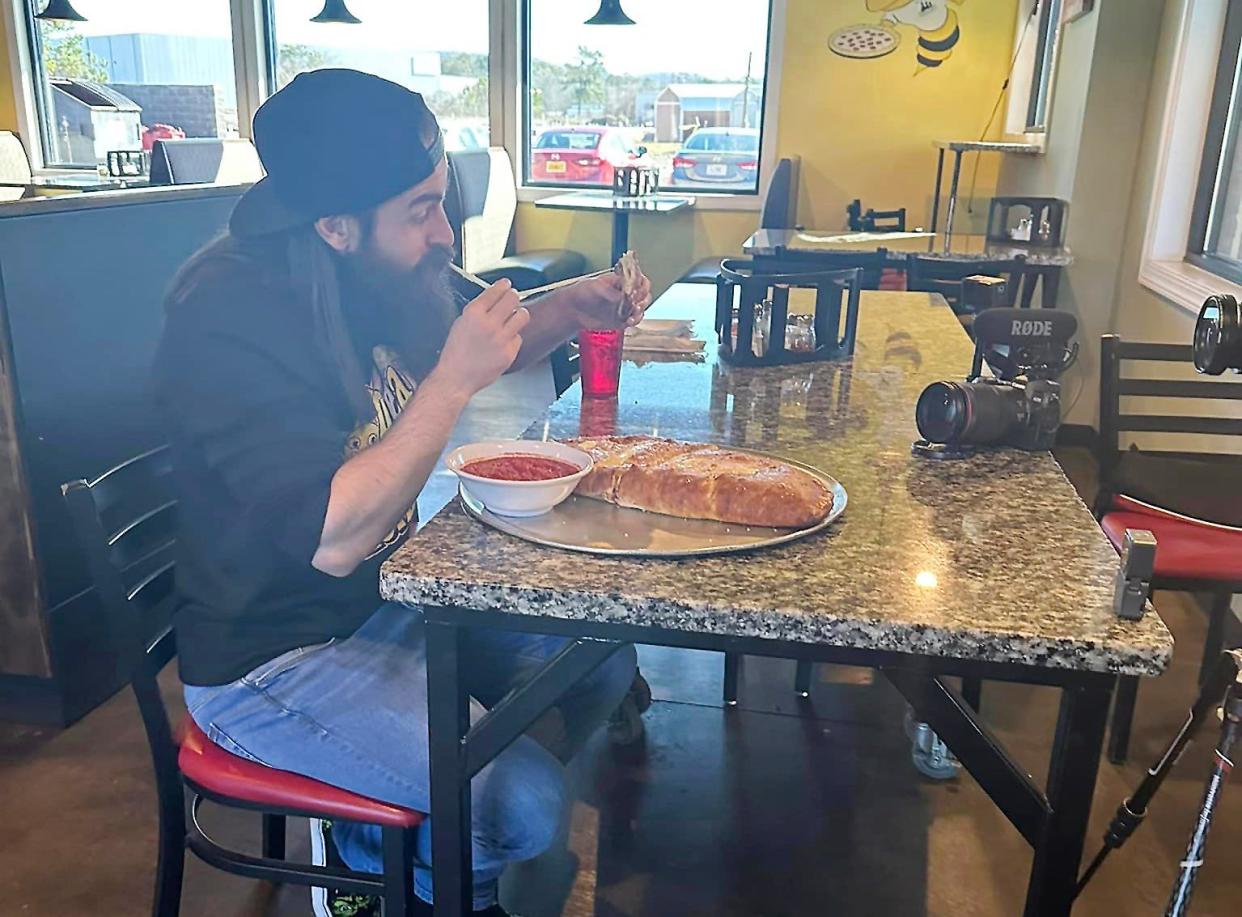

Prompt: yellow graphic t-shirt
[345,344,418,559]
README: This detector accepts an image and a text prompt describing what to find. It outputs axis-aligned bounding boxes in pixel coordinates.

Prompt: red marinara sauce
[461,454,581,482]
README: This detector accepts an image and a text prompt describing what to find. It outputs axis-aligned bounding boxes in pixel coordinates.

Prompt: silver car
[670,127,760,190]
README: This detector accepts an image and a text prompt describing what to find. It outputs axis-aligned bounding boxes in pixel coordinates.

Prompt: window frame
[517,0,779,200]
[1186,0,1242,285]
[1024,0,1063,133]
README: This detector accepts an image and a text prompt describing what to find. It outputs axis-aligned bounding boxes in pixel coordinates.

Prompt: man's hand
[430,278,530,397]
[570,269,654,330]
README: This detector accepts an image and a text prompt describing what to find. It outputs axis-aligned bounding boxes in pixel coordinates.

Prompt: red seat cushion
[178,717,424,828]
[1101,495,1242,582]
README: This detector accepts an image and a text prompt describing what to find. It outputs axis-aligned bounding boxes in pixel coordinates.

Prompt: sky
[65,0,770,81]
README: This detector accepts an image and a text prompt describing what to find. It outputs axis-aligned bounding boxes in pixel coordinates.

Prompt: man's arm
[312,280,528,576]
[508,270,654,371]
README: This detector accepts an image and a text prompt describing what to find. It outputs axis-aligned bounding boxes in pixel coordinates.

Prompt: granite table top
[935,140,1044,155]
[382,286,1172,678]
[745,228,1073,267]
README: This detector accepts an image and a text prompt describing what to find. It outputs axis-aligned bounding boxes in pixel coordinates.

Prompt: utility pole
[740,52,753,127]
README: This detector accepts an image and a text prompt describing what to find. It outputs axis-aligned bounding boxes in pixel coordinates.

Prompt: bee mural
[829,1,965,73]
[871,0,964,70]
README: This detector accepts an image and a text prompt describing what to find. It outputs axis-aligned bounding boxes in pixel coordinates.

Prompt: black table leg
[1107,675,1139,764]
[961,676,983,712]
[943,151,964,250]
[723,652,741,705]
[930,148,946,233]
[611,211,630,265]
[1023,680,1112,917]
[1040,267,1062,309]
[426,619,473,916]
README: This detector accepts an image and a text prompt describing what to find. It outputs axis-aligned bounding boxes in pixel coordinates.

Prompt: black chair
[766,248,890,291]
[1094,336,1242,763]
[679,156,801,284]
[847,198,907,233]
[550,343,579,398]
[61,446,425,916]
[446,148,585,291]
[148,138,263,186]
[985,196,1066,247]
[905,254,1039,313]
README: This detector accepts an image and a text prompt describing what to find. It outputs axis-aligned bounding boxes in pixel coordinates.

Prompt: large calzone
[565,435,833,529]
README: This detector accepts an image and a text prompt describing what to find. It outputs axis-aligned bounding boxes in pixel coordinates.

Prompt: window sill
[516,184,761,211]
[1138,258,1242,314]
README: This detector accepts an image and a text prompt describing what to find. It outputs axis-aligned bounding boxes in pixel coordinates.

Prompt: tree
[562,46,606,120]
[39,20,107,82]
[276,44,335,90]
[429,78,489,120]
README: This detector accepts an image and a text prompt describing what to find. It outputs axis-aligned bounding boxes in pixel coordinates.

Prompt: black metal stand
[611,211,630,265]
[1076,650,1242,909]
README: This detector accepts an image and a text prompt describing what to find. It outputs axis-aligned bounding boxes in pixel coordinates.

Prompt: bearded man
[155,69,647,917]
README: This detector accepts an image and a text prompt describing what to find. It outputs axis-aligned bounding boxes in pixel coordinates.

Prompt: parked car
[670,127,760,189]
[441,121,489,152]
[141,123,185,152]
[530,127,649,184]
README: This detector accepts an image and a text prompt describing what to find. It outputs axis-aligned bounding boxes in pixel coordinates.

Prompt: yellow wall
[518,0,1021,293]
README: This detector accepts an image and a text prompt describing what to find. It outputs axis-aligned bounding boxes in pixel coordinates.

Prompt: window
[1189,0,1242,284]
[266,0,491,152]
[523,0,773,194]
[1025,0,1063,132]
[26,0,240,168]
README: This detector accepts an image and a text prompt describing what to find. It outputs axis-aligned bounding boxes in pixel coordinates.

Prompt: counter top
[382,286,1172,677]
[745,229,1073,267]
[935,140,1044,154]
[0,181,248,218]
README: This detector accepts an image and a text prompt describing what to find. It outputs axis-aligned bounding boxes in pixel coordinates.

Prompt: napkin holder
[714,259,861,366]
[613,164,659,197]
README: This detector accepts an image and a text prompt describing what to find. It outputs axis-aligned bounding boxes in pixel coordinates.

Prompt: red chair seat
[1101,496,1242,582]
[178,717,424,828]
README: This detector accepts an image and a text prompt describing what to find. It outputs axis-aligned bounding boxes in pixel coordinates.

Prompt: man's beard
[342,242,459,379]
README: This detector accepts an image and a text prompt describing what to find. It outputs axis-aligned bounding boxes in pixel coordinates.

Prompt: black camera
[1193,294,1242,375]
[914,308,1078,454]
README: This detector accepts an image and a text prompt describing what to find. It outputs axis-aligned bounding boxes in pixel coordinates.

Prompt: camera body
[915,309,1078,453]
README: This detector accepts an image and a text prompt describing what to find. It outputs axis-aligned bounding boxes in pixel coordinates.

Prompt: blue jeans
[184,602,637,910]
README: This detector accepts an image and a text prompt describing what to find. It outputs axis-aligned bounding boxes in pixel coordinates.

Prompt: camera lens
[915,380,1023,446]
[1194,294,1242,375]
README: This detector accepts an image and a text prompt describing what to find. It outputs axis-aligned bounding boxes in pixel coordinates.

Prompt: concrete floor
[3,450,1241,916]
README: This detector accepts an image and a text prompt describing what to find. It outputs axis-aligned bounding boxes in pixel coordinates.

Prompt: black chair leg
[961,676,983,712]
[1107,675,1139,765]
[794,661,814,697]
[152,790,187,917]
[381,825,419,917]
[261,813,285,860]
[1201,591,1233,684]
[723,653,741,705]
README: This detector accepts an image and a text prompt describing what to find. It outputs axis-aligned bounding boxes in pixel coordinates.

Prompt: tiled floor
[3,449,1240,916]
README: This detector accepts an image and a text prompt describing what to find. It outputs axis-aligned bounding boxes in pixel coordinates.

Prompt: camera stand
[910,439,975,461]
[1075,650,1242,914]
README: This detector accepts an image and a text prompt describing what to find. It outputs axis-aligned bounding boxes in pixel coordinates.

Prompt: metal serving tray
[459,456,846,558]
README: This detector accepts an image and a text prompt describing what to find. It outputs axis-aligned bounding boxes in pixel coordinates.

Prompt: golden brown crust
[563,436,832,528]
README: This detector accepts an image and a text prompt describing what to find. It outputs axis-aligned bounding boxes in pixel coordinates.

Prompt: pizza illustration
[828,24,901,59]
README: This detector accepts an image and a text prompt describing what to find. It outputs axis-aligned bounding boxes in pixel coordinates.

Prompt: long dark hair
[167,226,374,421]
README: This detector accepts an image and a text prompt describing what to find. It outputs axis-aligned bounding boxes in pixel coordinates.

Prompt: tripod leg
[1107,676,1139,764]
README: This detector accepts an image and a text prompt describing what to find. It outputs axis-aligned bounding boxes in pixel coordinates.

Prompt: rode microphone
[969,308,1078,381]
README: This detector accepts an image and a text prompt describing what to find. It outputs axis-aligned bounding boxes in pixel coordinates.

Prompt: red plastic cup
[578,393,619,437]
[578,328,624,399]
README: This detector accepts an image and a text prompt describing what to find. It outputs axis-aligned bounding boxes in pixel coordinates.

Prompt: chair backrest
[906,255,1029,309]
[759,156,800,230]
[149,138,264,186]
[986,196,1067,247]
[61,446,180,798]
[771,249,888,290]
[1098,335,1242,489]
[446,147,518,273]
[0,131,32,202]
[550,344,579,398]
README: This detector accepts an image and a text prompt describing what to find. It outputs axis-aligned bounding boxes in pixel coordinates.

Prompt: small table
[382,285,1171,917]
[931,141,1042,237]
[744,227,1073,308]
[534,191,695,264]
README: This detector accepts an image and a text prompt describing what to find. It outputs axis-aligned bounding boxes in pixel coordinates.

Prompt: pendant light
[35,0,87,22]
[585,0,636,26]
[311,0,361,24]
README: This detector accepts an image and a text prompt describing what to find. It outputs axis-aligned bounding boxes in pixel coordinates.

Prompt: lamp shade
[310,0,362,24]
[35,0,87,22]
[585,0,636,26]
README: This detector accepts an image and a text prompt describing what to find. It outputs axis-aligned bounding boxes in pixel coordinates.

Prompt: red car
[142,123,185,152]
[530,127,649,184]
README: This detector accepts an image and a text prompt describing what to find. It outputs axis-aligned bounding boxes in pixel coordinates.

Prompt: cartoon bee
[867,0,965,70]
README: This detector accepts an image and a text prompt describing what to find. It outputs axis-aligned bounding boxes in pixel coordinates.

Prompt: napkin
[624,319,705,354]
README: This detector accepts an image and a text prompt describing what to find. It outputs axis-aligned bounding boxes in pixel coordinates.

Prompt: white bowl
[446,440,593,518]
